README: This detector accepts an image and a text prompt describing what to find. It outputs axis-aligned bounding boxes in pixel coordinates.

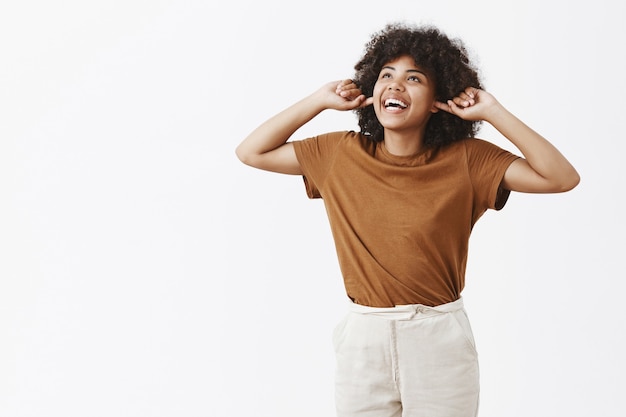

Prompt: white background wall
[1,1,624,416]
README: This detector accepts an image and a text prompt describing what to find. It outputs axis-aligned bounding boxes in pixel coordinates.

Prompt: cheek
[373,104,383,120]
[372,81,384,96]
[372,84,384,105]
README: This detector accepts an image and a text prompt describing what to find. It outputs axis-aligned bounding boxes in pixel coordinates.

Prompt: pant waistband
[348,297,464,320]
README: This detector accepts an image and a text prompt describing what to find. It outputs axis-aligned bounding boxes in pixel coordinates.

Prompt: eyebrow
[382,65,429,78]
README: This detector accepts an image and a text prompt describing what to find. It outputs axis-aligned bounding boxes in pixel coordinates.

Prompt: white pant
[332,297,480,417]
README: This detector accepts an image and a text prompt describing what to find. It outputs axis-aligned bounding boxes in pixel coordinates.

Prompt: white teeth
[385,98,408,108]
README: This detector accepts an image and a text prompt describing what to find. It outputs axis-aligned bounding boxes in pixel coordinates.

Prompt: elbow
[565,167,581,191]
[235,147,267,170]
[557,170,581,193]
[235,145,253,166]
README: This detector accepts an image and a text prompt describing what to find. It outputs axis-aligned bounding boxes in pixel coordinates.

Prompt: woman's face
[372,55,439,134]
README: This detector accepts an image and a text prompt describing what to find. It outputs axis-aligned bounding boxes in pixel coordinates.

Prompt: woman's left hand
[434,87,500,122]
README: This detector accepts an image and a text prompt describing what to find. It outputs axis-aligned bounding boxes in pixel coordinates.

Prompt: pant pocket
[450,309,478,354]
[332,314,350,353]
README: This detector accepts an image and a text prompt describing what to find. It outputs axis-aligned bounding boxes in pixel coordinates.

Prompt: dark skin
[236,55,580,194]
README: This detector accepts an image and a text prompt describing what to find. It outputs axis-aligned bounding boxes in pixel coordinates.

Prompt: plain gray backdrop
[1,0,624,416]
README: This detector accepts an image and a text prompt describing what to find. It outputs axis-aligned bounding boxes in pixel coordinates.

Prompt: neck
[382,130,425,156]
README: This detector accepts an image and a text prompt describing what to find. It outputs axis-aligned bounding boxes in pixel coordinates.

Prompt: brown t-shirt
[293,131,519,307]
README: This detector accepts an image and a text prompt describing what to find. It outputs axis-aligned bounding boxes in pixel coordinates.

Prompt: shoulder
[446,137,514,160]
[293,130,366,153]
[436,139,518,180]
[447,137,500,151]
[314,130,363,143]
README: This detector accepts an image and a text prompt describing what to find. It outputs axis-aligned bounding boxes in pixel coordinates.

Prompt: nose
[387,81,404,91]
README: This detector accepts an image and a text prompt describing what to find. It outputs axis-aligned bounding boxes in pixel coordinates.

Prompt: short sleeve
[292,131,351,199]
[464,139,520,212]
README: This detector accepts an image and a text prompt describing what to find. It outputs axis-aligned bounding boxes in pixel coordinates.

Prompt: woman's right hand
[317,79,372,111]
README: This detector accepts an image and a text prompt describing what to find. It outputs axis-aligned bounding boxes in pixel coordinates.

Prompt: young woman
[236,22,579,417]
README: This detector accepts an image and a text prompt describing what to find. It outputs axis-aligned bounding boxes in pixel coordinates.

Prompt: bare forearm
[235,92,325,161]
[437,88,580,193]
[486,105,580,191]
[235,80,368,174]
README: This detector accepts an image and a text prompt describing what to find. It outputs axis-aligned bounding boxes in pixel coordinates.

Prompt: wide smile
[383,97,408,112]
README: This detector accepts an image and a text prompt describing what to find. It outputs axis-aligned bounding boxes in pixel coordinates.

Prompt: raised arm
[435,88,580,193]
[235,80,370,175]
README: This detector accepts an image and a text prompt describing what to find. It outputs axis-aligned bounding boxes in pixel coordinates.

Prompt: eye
[380,72,392,79]
[408,75,421,83]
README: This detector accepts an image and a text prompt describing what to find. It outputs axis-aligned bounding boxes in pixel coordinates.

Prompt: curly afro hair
[354,22,483,147]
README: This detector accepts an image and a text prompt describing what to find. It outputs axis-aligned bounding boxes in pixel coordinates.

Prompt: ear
[430,101,442,113]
